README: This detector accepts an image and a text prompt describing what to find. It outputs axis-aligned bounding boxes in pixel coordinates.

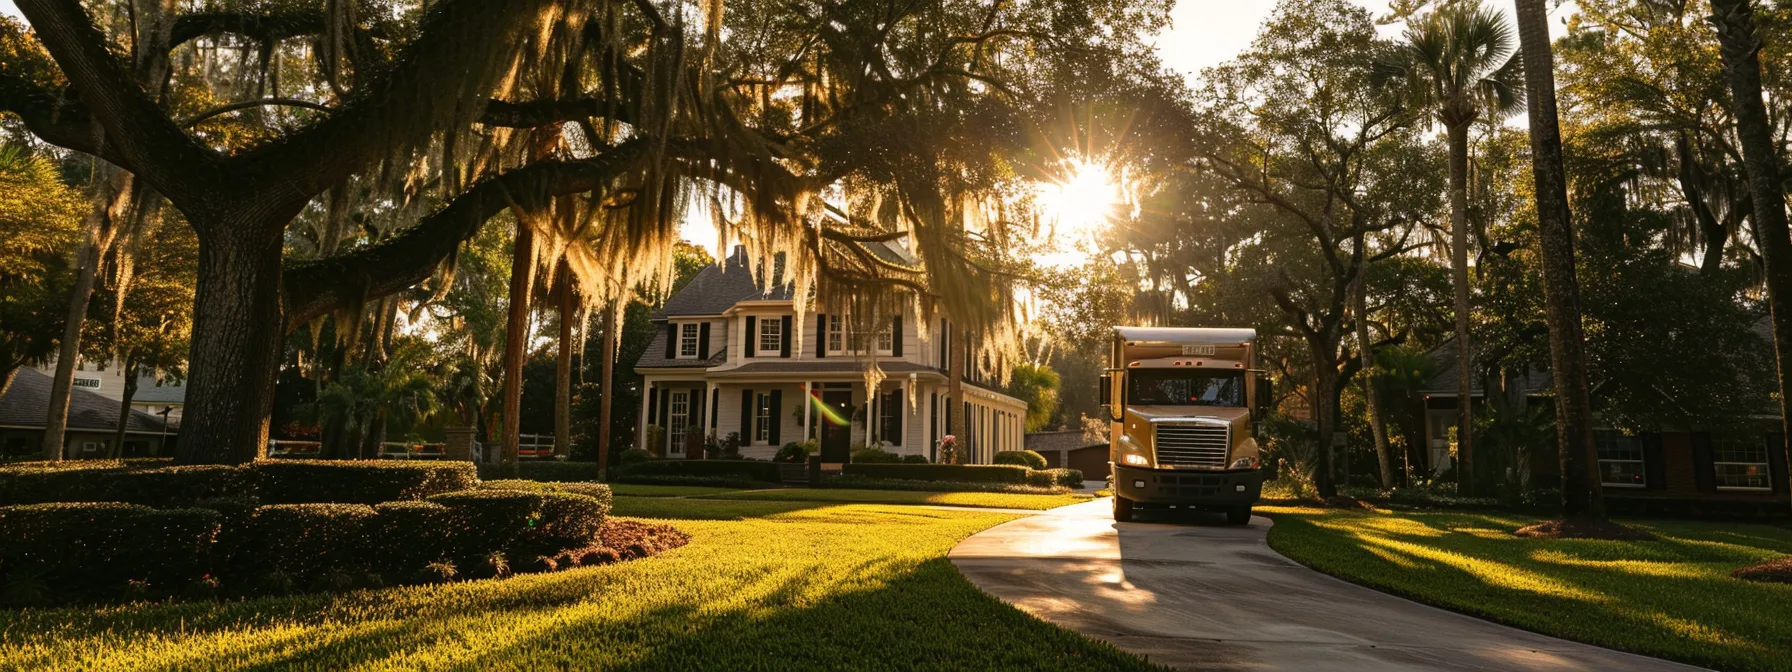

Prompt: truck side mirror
[1099,374,1112,407]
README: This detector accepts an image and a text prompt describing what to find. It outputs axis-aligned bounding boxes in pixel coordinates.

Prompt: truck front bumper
[1113,464,1263,508]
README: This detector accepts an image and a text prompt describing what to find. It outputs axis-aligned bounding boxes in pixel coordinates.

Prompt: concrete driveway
[950,498,1702,671]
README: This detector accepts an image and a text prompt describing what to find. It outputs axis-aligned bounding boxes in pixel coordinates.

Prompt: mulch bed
[527,520,691,573]
[1732,556,1792,584]
[1514,518,1657,541]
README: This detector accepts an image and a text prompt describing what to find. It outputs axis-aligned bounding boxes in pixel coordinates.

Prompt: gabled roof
[655,249,794,319]
[0,368,174,434]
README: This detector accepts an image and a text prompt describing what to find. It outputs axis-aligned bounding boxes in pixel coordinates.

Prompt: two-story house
[634,247,1028,463]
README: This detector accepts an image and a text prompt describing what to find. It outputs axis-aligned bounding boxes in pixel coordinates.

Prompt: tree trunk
[1354,240,1394,489]
[175,224,287,465]
[41,190,115,461]
[597,303,616,474]
[1710,0,1792,512]
[554,266,574,459]
[1311,341,1338,498]
[1447,121,1475,496]
[947,323,966,464]
[1516,0,1604,520]
[0,367,17,399]
[499,223,535,475]
[111,354,141,457]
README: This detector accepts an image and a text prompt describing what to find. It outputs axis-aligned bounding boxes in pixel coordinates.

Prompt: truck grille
[1154,422,1229,468]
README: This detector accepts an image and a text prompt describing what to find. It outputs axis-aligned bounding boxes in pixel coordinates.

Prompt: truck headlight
[1122,454,1149,466]
[1229,456,1260,470]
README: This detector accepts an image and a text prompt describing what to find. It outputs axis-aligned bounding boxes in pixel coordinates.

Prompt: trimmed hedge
[994,450,1049,470]
[107,465,245,506]
[255,460,477,504]
[429,489,608,560]
[249,504,380,581]
[0,502,219,599]
[478,460,602,483]
[373,501,457,575]
[610,459,782,484]
[481,479,615,510]
[1042,468,1085,488]
[842,463,1031,484]
[0,461,124,504]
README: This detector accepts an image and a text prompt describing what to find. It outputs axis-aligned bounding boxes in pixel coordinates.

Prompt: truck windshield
[1128,369,1244,406]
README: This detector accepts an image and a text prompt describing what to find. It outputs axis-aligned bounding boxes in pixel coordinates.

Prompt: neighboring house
[1025,430,1109,480]
[0,368,179,461]
[1420,337,1790,515]
[635,247,1028,463]
[31,357,186,423]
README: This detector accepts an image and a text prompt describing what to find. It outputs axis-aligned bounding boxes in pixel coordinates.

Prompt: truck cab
[1102,327,1269,524]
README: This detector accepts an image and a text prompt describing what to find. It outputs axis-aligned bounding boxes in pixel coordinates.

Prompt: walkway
[950,498,1702,671]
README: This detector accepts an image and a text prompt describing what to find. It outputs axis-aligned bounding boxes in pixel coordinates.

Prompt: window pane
[755,394,772,442]
[669,392,690,452]
[828,315,843,351]
[679,323,699,358]
[1598,460,1645,487]
[760,319,782,352]
[1126,370,1245,406]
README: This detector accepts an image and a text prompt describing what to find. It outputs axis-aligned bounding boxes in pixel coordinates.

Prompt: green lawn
[0,497,1157,671]
[1262,506,1792,672]
[608,483,745,498]
[694,488,1095,510]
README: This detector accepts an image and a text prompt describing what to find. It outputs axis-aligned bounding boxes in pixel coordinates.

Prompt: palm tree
[313,344,442,459]
[1514,0,1603,520]
[1383,2,1524,496]
[1708,0,1792,512]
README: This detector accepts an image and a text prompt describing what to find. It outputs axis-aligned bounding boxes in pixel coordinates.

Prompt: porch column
[639,379,654,451]
[803,381,813,441]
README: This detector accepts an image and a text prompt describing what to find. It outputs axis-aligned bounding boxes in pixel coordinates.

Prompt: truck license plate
[1181,344,1215,356]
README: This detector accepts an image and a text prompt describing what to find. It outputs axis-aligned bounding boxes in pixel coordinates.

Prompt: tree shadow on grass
[1269,510,1792,671]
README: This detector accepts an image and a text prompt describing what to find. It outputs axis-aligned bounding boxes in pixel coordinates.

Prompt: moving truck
[1101,327,1270,524]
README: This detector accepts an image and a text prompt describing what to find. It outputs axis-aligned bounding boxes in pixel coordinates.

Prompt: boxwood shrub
[842,463,1030,484]
[0,502,219,597]
[372,501,457,574]
[0,461,126,504]
[609,459,782,484]
[1042,468,1085,488]
[106,465,245,507]
[254,460,477,504]
[429,489,607,560]
[248,504,380,581]
[480,480,615,512]
[993,450,1049,470]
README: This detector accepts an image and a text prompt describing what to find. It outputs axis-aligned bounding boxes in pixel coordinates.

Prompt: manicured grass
[0,498,1158,671]
[696,487,1095,510]
[1262,506,1792,672]
[608,483,745,498]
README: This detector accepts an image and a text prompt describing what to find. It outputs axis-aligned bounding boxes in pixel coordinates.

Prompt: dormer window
[678,323,700,359]
[875,325,894,354]
[759,317,783,353]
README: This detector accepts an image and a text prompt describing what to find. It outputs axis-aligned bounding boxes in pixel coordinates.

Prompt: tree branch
[282,139,649,328]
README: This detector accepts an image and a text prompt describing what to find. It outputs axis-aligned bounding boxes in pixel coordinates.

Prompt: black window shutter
[1770,433,1789,495]
[657,388,670,432]
[693,389,706,429]
[665,323,677,359]
[744,317,757,358]
[698,322,711,359]
[769,390,783,443]
[1642,433,1666,490]
[710,388,720,429]
[890,390,904,446]
[646,386,659,427]
[741,389,754,440]
[1691,432,1717,493]
[891,316,904,356]
[929,394,938,457]
[939,319,949,367]
[780,315,793,358]
[816,314,827,358]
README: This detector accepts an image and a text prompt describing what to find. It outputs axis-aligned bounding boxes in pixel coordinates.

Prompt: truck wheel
[1226,506,1252,526]
[1113,495,1135,523]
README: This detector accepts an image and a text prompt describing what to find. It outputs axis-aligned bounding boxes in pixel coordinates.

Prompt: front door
[820,390,852,462]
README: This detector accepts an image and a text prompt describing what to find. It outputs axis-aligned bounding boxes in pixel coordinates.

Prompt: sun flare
[1032,157,1123,267]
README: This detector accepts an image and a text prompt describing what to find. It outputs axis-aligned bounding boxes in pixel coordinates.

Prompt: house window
[754,393,773,443]
[828,315,845,353]
[879,392,900,444]
[1595,430,1646,488]
[1714,436,1772,491]
[678,323,700,359]
[876,324,894,353]
[759,318,782,353]
[668,391,691,454]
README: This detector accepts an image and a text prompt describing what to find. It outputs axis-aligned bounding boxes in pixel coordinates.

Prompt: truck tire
[1113,495,1135,523]
[1226,506,1252,526]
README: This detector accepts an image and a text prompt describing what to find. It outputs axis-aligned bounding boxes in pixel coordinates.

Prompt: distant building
[31,357,186,422]
[1,368,179,460]
[635,247,1028,463]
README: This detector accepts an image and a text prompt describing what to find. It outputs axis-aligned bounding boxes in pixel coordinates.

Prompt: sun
[1032,157,1121,267]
